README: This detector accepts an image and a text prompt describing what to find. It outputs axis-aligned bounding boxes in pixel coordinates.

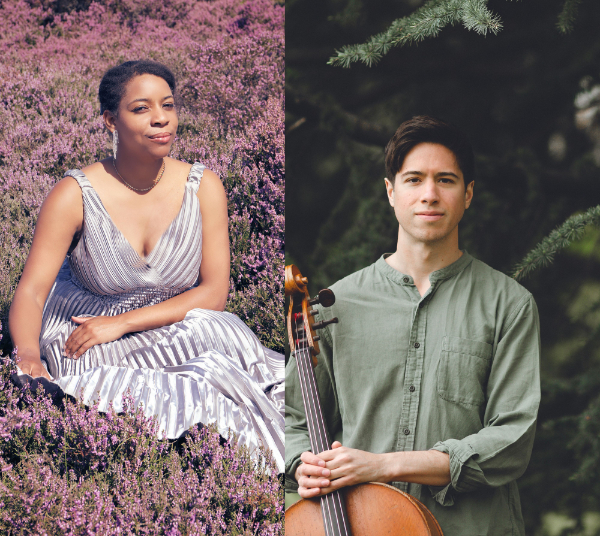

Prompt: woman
[8,60,284,471]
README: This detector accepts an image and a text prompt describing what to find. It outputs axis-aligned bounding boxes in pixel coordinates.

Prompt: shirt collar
[375,251,473,286]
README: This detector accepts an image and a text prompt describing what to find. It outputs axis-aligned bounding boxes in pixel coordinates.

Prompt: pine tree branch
[459,0,503,35]
[329,0,588,67]
[512,205,600,281]
[557,0,582,34]
[328,0,502,68]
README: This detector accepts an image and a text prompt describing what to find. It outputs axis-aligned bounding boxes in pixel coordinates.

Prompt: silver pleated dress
[13,163,285,472]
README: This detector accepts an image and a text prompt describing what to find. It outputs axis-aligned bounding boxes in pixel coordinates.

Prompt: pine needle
[512,205,600,281]
[328,0,503,67]
[329,0,586,67]
[557,0,582,34]
[459,0,503,35]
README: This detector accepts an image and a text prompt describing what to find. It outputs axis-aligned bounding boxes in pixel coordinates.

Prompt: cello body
[286,482,443,536]
[285,264,444,536]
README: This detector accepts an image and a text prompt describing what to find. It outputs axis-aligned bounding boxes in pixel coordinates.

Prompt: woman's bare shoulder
[37,175,83,233]
[165,157,193,176]
[46,175,83,207]
[81,159,111,181]
[164,158,216,196]
[199,167,220,184]
[196,168,224,199]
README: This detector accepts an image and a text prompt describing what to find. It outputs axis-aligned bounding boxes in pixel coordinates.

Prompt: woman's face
[106,73,178,160]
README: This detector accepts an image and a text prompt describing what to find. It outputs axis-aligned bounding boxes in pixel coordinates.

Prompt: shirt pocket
[436,336,493,407]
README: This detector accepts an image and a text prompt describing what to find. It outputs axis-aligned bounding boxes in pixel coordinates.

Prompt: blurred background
[286,0,600,533]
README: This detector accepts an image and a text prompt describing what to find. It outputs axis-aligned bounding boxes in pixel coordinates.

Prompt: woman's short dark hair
[98,60,176,116]
[384,116,474,186]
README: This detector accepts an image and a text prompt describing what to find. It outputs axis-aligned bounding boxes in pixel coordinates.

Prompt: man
[285,116,541,535]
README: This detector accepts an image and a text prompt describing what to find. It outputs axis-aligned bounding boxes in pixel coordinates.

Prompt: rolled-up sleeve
[429,294,541,506]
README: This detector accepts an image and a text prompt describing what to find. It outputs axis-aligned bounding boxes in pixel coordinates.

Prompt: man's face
[385,142,474,246]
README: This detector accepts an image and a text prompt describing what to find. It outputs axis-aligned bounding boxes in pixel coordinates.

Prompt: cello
[285,264,443,536]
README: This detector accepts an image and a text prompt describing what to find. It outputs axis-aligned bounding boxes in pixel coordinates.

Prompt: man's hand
[295,450,332,498]
[295,442,451,498]
[295,441,386,498]
[64,315,127,359]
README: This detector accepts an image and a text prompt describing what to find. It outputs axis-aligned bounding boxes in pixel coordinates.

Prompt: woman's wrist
[14,347,41,362]
[117,309,161,335]
[114,312,136,336]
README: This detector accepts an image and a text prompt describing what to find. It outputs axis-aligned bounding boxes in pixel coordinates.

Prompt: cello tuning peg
[308,289,336,308]
[313,335,320,342]
[310,309,319,316]
[312,317,339,331]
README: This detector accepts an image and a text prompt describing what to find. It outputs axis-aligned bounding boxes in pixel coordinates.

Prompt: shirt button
[414,342,420,349]
[404,428,410,435]
[403,277,409,283]
[409,385,415,392]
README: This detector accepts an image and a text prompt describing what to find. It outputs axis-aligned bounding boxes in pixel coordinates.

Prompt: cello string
[298,321,341,536]
[295,314,327,454]
[298,316,326,450]
[297,311,349,536]
[300,316,329,453]
[298,326,347,535]
[294,313,337,536]
[300,311,350,536]
[298,352,338,536]
[296,313,344,536]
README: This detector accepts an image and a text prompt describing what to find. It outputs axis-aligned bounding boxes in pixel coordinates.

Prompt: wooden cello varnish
[285,264,443,536]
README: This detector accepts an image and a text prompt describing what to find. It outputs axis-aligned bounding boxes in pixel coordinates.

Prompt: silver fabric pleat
[13,163,284,472]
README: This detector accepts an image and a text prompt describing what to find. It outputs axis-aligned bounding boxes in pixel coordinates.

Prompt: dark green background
[286,0,600,532]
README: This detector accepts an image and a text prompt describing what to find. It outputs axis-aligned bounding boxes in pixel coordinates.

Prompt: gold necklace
[112,158,165,192]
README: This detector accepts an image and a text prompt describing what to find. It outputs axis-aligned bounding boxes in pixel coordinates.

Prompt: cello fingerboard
[293,313,353,536]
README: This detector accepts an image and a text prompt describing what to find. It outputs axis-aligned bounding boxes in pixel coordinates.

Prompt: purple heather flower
[0,0,284,533]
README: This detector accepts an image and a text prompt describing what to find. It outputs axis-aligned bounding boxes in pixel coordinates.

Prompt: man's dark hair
[384,116,474,186]
[98,60,176,116]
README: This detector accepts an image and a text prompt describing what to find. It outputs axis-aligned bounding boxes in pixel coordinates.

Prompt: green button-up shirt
[285,252,541,536]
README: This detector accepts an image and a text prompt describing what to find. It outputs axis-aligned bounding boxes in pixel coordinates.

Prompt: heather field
[0,0,284,533]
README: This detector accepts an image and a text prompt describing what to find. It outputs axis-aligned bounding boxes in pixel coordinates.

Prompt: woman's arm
[9,178,83,379]
[64,169,230,359]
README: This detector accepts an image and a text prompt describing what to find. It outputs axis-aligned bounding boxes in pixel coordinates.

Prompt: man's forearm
[296,444,451,498]
[382,449,450,486]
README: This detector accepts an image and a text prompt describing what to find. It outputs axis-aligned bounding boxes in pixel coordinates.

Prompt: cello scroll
[285,264,338,366]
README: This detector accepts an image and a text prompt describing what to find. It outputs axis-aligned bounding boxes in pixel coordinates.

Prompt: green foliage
[571,390,600,491]
[557,0,583,34]
[328,0,502,67]
[513,206,600,281]
[329,0,587,67]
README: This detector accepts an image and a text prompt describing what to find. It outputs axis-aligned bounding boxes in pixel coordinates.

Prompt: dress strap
[186,162,206,194]
[64,169,93,191]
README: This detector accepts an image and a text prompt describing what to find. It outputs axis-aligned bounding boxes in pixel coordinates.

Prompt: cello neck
[293,314,352,536]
